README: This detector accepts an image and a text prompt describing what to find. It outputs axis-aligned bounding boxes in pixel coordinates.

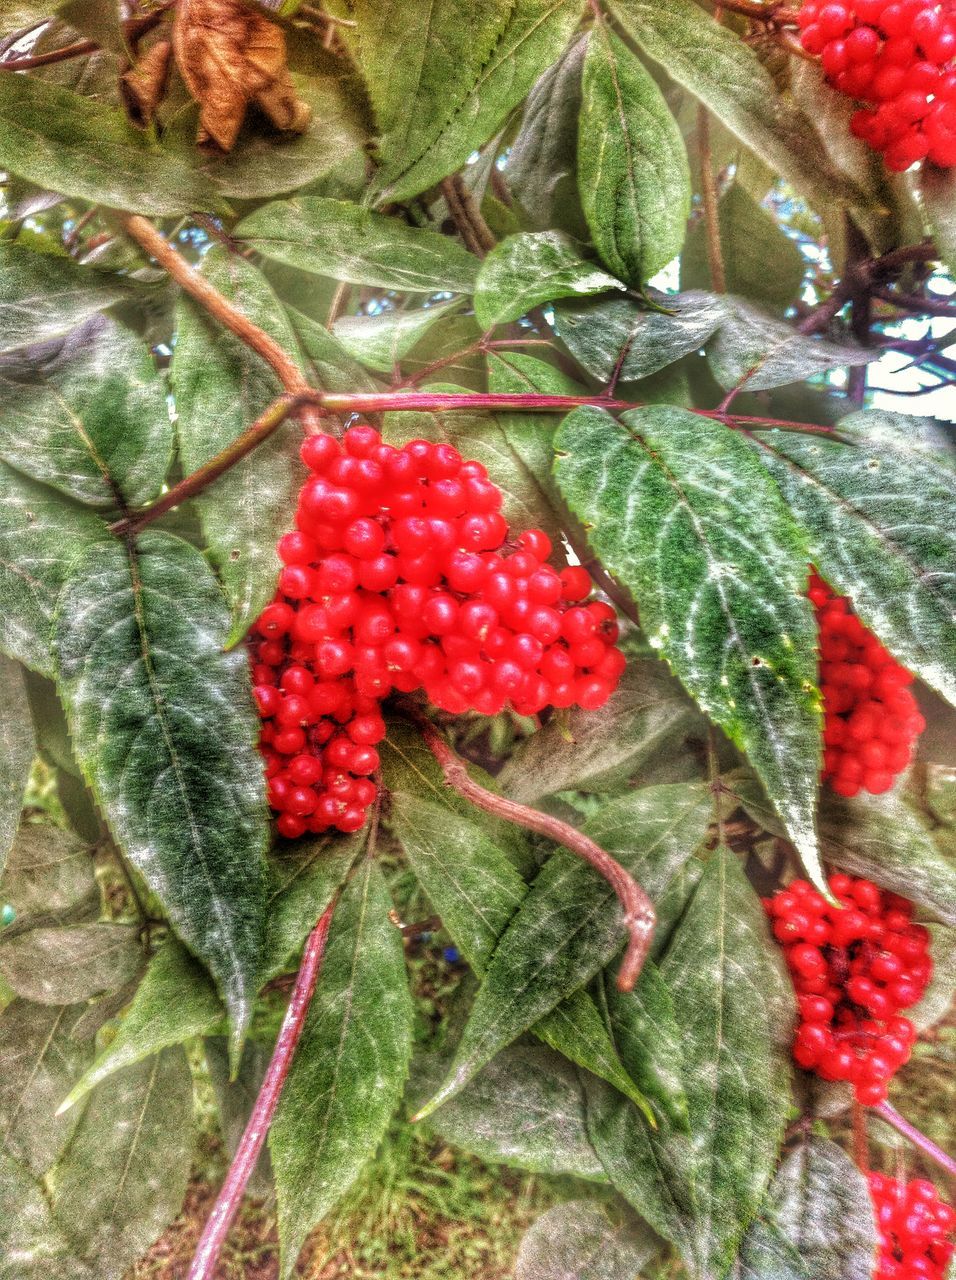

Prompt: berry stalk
[874,1102,956,1180]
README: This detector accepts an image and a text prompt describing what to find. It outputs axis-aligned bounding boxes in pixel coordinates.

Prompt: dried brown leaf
[172,0,311,152]
[121,38,173,128]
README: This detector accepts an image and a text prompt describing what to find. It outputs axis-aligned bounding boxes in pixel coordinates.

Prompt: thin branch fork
[403,702,656,991]
[188,896,338,1280]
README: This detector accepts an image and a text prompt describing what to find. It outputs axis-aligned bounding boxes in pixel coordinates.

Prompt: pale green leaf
[516,1200,660,1280]
[579,27,690,286]
[474,231,624,329]
[172,249,305,642]
[0,317,172,509]
[0,1147,89,1280]
[0,243,128,355]
[0,823,97,923]
[286,306,380,394]
[53,532,269,1045]
[332,298,464,374]
[734,1220,811,1280]
[0,656,33,877]
[0,923,142,1005]
[270,857,414,1277]
[236,197,480,292]
[555,406,825,889]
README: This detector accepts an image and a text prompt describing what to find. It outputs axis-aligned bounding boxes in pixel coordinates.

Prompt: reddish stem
[873,1102,956,1181]
[187,897,338,1280]
[319,390,632,414]
[403,703,656,991]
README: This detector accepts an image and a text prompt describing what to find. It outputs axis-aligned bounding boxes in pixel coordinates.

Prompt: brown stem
[0,37,97,69]
[440,173,496,258]
[873,288,956,317]
[403,703,656,991]
[188,896,338,1280]
[698,108,727,295]
[873,1102,956,1181]
[110,392,307,535]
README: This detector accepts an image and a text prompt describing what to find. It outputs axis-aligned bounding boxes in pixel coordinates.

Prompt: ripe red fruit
[766,875,932,1104]
[249,425,626,835]
[870,1173,956,1280]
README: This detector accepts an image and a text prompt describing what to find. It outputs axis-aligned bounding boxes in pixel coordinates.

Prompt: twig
[0,36,97,69]
[873,1102,956,1181]
[188,896,338,1280]
[698,107,727,295]
[798,240,940,335]
[402,703,656,991]
[110,393,308,535]
[873,288,956,317]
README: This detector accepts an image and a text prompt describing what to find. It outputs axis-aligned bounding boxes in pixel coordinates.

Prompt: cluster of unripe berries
[810,571,925,798]
[870,1173,956,1280]
[765,874,932,1105]
[797,0,956,170]
[250,424,624,837]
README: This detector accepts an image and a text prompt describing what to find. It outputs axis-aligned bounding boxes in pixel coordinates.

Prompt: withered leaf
[173,0,311,152]
[121,39,174,129]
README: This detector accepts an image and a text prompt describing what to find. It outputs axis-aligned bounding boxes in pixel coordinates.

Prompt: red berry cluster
[250,424,625,838]
[797,0,956,171]
[765,874,932,1105]
[870,1173,956,1280]
[810,571,925,798]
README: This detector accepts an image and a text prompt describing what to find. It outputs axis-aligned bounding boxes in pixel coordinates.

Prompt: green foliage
[0,657,33,876]
[515,1200,660,1280]
[474,231,624,330]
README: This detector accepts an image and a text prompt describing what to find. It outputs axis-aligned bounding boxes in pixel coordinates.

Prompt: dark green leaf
[270,857,414,1277]
[372,0,586,204]
[0,923,142,1005]
[507,35,590,240]
[0,823,97,923]
[0,317,172,510]
[262,833,363,981]
[60,939,224,1112]
[554,291,727,385]
[0,463,106,678]
[579,27,690,286]
[287,306,380,394]
[51,1048,193,1279]
[607,0,863,210]
[555,405,825,889]
[53,532,269,1045]
[236,197,480,293]
[172,249,305,642]
[0,243,128,355]
[920,167,956,276]
[0,74,222,216]
[516,1200,659,1280]
[753,426,956,708]
[206,1037,273,1197]
[421,782,712,1115]
[659,848,794,1278]
[708,299,870,392]
[475,231,624,329]
[332,298,464,374]
[603,957,688,1130]
[681,185,805,310]
[498,659,700,803]
[0,1001,92,1176]
[423,1041,604,1178]
[0,1147,89,1280]
[0,656,33,876]
[767,1136,878,1280]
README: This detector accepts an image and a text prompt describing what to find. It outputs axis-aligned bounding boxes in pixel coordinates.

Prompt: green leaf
[0,463,106,678]
[236,197,480,293]
[270,857,414,1277]
[53,532,269,1046]
[0,823,97,923]
[372,0,586,204]
[498,659,700,803]
[0,1001,93,1176]
[554,291,727,385]
[0,74,222,216]
[555,405,825,889]
[286,306,380,394]
[206,1037,273,1197]
[172,249,305,642]
[507,35,590,240]
[753,425,956,708]
[607,0,863,210]
[332,298,464,374]
[422,1041,605,1178]
[474,231,624,329]
[659,848,794,1278]
[734,1220,811,1280]
[0,317,172,510]
[920,167,956,276]
[516,1200,660,1280]
[0,656,33,877]
[767,1137,878,1280]
[0,1147,89,1280]
[579,27,690,286]
[0,923,142,1005]
[262,833,363,981]
[708,299,870,392]
[401,316,487,390]
[681,185,805,310]
[59,939,224,1113]
[603,958,688,1131]
[0,243,128,355]
[421,782,712,1115]
[50,1048,193,1280]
